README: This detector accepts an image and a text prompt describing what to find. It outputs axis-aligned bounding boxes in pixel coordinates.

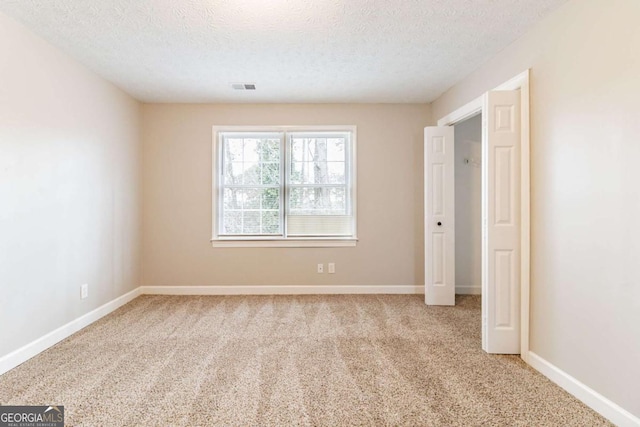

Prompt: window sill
[211,238,358,248]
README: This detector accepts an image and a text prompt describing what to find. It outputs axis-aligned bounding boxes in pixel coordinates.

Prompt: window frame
[211,125,357,248]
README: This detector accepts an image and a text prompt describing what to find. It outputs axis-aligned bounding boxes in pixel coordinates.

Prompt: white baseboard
[455,286,481,295]
[528,351,640,427]
[140,285,424,295]
[0,287,141,376]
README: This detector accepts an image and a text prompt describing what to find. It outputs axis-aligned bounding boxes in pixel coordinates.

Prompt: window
[212,126,357,247]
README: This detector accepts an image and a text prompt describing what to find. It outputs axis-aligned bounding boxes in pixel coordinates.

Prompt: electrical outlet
[328,263,335,274]
[317,263,324,273]
[80,284,88,299]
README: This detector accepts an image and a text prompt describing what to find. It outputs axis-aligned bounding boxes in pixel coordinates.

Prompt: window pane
[223,188,242,210]
[223,162,243,185]
[262,162,280,185]
[327,162,346,184]
[223,135,282,186]
[327,138,346,161]
[289,136,347,186]
[243,211,261,234]
[225,138,243,161]
[222,189,281,235]
[289,162,306,184]
[289,162,303,184]
[289,187,308,211]
[243,139,260,162]
[242,162,261,185]
[290,138,305,162]
[290,161,345,185]
[289,187,346,214]
[223,211,242,234]
[243,188,261,209]
[291,137,331,161]
[262,139,280,161]
[262,188,280,209]
[328,187,347,211]
[262,211,280,234]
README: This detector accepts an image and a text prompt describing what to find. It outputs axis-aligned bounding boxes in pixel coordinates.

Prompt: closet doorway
[424,70,530,356]
[454,114,482,297]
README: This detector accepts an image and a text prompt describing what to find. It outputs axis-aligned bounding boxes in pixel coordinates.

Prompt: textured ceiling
[0,0,567,103]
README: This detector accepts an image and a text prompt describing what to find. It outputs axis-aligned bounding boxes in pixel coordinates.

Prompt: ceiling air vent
[231,83,256,90]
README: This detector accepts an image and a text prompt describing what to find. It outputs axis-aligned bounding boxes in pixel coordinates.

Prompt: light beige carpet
[0,295,610,426]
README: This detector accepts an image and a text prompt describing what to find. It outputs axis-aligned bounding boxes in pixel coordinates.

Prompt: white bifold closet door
[482,90,521,354]
[424,126,455,306]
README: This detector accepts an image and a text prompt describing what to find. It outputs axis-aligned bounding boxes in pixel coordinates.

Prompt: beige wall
[432,0,640,417]
[141,104,431,288]
[0,12,142,358]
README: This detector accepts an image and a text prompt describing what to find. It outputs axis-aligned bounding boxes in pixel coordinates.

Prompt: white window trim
[211,125,358,248]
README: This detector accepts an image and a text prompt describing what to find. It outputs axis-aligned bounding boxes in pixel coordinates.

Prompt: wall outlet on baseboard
[80,284,89,299]
[328,263,335,274]
[317,263,324,273]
